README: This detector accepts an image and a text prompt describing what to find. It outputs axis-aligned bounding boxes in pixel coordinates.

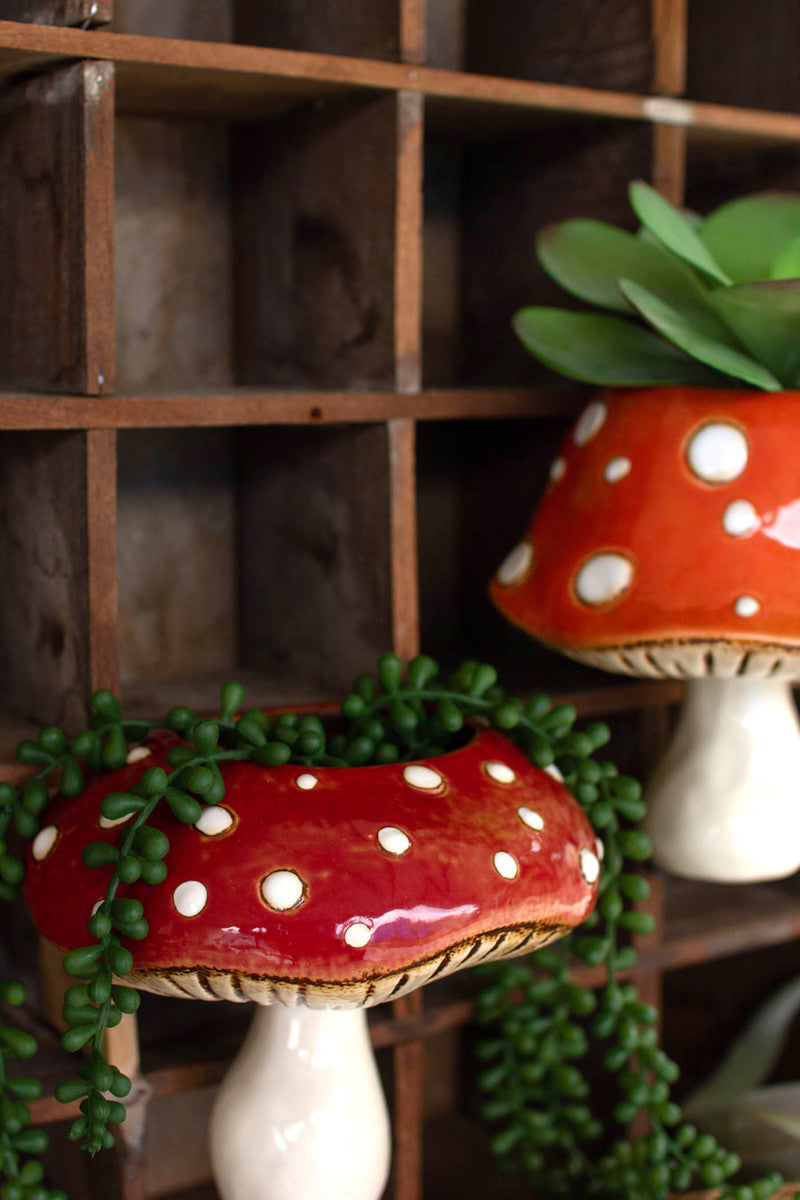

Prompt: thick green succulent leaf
[709,278,800,387]
[769,234,800,280]
[629,180,732,285]
[701,192,800,283]
[536,218,727,337]
[513,306,724,386]
[619,279,782,391]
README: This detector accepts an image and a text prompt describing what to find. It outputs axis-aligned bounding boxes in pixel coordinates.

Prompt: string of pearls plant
[0,654,785,1200]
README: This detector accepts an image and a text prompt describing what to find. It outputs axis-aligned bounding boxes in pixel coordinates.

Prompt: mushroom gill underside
[121,918,571,1008]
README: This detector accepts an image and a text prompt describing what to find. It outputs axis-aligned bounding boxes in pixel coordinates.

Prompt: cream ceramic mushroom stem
[210,1004,390,1200]
[643,676,800,883]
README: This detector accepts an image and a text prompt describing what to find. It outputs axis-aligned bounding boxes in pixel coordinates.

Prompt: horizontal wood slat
[0,21,799,144]
[0,388,585,428]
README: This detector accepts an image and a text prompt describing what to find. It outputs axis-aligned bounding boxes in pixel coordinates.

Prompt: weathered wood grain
[232,94,398,389]
[235,0,400,61]
[0,60,114,394]
[464,0,652,91]
[237,424,394,695]
[0,432,90,727]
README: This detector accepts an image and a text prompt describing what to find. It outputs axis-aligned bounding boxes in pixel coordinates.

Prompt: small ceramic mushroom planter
[24,725,600,1200]
[492,386,800,883]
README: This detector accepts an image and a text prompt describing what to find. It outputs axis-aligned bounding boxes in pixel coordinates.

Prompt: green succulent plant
[515,181,800,391]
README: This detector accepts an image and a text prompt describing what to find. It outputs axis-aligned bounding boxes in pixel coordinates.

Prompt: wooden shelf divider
[2,3,800,1197]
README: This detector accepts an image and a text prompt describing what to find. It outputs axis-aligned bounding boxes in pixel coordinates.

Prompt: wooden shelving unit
[2,2,800,1197]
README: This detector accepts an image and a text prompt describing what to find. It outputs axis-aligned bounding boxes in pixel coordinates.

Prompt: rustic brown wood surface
[0,387,583,428]
[1,4,799,1199]
[0,60,114,394]
[0,433,92,727]
[0,20,798,143]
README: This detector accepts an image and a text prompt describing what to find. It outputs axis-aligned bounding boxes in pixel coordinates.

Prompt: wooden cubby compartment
[3,3,800,1198]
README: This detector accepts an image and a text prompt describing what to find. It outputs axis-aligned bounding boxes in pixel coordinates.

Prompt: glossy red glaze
[23,728,598,991]
[491,387,800,656]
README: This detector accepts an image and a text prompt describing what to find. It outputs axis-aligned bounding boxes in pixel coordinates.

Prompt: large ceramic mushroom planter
[490,183,800,883]
[23,723,599,1200]
[492,386,800,882]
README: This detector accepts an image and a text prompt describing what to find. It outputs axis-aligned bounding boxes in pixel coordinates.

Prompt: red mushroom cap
[491,386,800,679]
[24,726,599,1009]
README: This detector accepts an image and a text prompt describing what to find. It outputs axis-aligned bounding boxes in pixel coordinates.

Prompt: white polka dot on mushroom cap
[195,806,234,836]
[518,807,544,831]
[344,921,372,949]
[604,456,632,484]
[261,870,306,912]
[32,824,58,862]
[493,851,519,879]
[544,763,564,782]
[686,421,749,484]
[574,552,634,606]
[549,457,567,484]
[573,401,607,446]
[403,764,444,791]
[126,746,152,765]
[484,761,516,784]
[173,880,208,917]
[723,499,759,537]
[295,773,318,791]
[496,541,533,587]
[377,826,411,856]
[579,847,601,885]
[735,595,760,618]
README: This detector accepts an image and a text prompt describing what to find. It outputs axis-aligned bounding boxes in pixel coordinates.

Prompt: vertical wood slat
[651,0,688,205]
[651,0,687,95]
[399,0,427,64]
[390,7,425,1187]
[0,60,114,395]
[86,428,120,693]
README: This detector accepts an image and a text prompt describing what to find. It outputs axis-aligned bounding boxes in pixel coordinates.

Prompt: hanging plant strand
[0,655,785,1200]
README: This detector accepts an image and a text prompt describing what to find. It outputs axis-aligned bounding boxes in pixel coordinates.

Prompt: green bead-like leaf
[619,278,783,391]
[468,663,498,697]
[0,979,26,1006]
[164,787,202,824]
[61,757,85,798]
[220,679,245,720]
[254,741,292,767]
[513,306,723,386]
[166,705,194,733]
[91,689,121,721]
[629,180,731,284]
[192,720,220,755]
[133,825,169,862]
[63,944,104,976]
[82,841,119,870]
[235,717,268,747]
[100,792,145,821]
[406,654,439,689]
[101,727,128,770]
[377,652,402,693]
[61,1023,97,1053]
[107,944,134,976]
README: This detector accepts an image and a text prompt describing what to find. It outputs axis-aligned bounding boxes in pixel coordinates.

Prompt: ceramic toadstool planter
[24,725,600,1200]
[491,386,800,883]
